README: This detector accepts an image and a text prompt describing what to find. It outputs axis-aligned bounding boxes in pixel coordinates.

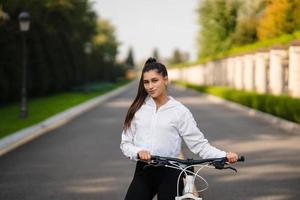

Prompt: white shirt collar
[145,95,176,109]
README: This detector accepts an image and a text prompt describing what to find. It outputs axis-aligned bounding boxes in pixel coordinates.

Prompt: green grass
[0,80,129,139]
[170,31,300,68]
[175,81,300,124]
[215,31,300,59]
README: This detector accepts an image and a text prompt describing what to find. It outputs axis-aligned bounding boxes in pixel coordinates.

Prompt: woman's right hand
[138,150,151,162]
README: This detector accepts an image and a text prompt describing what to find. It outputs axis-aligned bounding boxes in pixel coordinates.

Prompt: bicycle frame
[165,162,212,200]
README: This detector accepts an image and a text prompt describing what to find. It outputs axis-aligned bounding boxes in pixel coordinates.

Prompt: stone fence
[168,42,300,98]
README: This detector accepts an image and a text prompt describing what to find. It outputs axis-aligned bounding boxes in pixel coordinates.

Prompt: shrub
[177,81,300,124]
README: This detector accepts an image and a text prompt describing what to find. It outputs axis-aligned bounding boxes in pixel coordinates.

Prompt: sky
[93,0,199,63]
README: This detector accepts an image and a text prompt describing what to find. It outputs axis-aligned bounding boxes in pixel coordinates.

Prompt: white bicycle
[143,155,245,200]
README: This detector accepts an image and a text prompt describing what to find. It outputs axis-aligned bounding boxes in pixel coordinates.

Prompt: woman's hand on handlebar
[226,152,238,163]
[138,150,151,162]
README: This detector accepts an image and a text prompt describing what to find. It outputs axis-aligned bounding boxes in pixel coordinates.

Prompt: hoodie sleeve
[177,109,226,159]
[120,123,143,160]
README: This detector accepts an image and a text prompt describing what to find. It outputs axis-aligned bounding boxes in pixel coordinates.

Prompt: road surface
[0,83,299,200]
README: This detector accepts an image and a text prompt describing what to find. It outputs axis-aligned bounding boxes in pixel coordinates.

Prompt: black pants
[124,161,184,200]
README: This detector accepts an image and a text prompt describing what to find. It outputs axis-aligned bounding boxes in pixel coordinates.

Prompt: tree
[257,0,300,40]
[168,48,189,65]
[152,48,160,60]
[197,0,241,58]
[232,0,267,46]
[125,47,135,69]
[0,0,124,103]
[92,18,120,81]
[232,17,258,45]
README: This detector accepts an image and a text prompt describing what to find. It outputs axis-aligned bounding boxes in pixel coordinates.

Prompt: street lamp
[0,9,10,22]
[84,42,92,93]
[18,11,30,118]
[84,42,92,55]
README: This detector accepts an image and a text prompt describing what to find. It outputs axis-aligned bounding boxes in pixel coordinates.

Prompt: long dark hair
[123,57,168,131]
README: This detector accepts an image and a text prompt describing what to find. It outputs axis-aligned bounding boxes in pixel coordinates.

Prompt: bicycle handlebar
[149,155,245,165]
[138,155,245,172]
[136,155,245,196]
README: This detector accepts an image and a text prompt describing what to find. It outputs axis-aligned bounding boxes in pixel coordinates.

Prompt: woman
[120,57,238,200]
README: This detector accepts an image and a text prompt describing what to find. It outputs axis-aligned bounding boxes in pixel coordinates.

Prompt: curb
[174,84,300,134]
[0,81,135,156]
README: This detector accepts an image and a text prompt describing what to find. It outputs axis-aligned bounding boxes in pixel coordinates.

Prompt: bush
[177,81,300,124]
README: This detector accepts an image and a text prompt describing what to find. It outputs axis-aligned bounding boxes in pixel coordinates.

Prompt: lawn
[0,81,129,139]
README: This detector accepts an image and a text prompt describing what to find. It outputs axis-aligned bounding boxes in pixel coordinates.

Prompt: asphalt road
[0,83,299,200]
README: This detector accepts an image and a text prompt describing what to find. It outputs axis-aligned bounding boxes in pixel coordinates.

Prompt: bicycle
[139,155,245,200]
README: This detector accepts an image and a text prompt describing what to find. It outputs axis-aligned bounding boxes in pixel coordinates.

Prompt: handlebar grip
[237,156,245,162]
[151,155,160,160]
[137,154,158,160]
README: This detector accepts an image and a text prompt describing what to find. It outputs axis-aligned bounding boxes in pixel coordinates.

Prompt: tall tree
[92,18,120,81]
[232,0,267,46]
[0,0,124,103]
[257,0,300,40]
[197,0,241,58]
[125,47,135,69]
[152,48,160,60]
[168,48,188,65]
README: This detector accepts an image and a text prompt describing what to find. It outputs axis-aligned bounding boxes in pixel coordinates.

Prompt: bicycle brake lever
[143,164,157,169]
[143,161,166,169]
[224,166,237,173]
[211,159,226,169]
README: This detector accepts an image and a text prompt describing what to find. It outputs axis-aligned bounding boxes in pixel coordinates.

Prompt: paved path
[0,83,299,200]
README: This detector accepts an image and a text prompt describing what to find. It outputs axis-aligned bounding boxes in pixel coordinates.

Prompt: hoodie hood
[145,95,179,111]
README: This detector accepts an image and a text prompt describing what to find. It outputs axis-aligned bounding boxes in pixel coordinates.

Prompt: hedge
[176,82,300,124]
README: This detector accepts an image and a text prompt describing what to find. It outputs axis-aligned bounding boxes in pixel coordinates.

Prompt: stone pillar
[212,61,217,85]
[179,68,184,82]
[217,60,225,86]
[243,54,255,91]
[202,64,208,85]
[187,67,193,84]
[233,56,244,90]
[206,62,214,85]
[220,59,227,86]
[168,69,181,82]
[210,61,216,85]
[198,65,206,85]
[255,50,270,94]
[288,41,300,98]
[226,57,234,87]
[183,68,188,82]
[187,65,203,85]
[269,46,288,95]
[213,60,222,85]
[223,58,228,86]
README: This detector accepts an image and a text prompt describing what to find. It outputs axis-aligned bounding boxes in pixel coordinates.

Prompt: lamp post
[84,42,92,93]
[18,11,30,118]
[0,10,10,21]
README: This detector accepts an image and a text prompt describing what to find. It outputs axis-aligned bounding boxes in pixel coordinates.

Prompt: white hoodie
[120,95,226,160]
